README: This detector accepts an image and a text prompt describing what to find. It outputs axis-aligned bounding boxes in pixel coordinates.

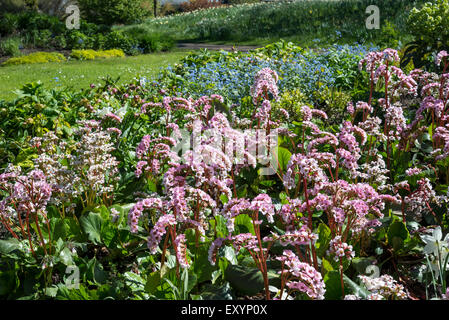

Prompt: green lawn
[0,50,191,101]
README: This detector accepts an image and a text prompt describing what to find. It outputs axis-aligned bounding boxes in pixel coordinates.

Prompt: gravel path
[176,42,263,52]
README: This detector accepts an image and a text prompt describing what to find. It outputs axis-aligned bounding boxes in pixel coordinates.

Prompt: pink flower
[249,194,275,223]
[250,68,279,104]
[277,250,325,300]
[147,214,176,254]
[174,234,190,268]
[436,50,449,66]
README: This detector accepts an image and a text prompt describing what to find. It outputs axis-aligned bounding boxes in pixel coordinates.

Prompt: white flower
[421,227,449,279]
[421,227,449,256]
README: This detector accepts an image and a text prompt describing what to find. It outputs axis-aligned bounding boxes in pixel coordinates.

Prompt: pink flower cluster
[135,135,179,178]
[326,235,355,261]
[277,250,325,300]
[147,214,176,254]
[250,68,279,104]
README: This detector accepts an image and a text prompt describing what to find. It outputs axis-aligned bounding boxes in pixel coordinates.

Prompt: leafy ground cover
[1,39,449,300]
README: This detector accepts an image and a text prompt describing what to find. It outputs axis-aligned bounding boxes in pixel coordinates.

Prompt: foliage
[0,11,168,57]
[2,52,66,66]
[159,42,373,107]
[77,0,151,25]
[0,37,22,57]
[402,0,449,70]
[1,42,449,301]
[129,0,427,45]
[70,49,126,61]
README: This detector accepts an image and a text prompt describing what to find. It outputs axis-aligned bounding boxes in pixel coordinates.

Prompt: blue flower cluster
[158,44,378,104]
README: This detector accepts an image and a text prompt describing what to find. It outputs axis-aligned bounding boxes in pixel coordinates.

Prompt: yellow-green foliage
[272,89,309,121]
[70,49,125,61]
[2,52,66,66]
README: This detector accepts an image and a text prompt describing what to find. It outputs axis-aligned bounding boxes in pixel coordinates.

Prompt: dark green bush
[123,27,175,53]
[77,0,150,25]
[0,37,22,57]
[0,13,20,37]
[52,34,67,50]
[16,11,64,34]
[104,30,138,55]
[66,30,94,50]
[34,29,53,49]
[402,0,449,70]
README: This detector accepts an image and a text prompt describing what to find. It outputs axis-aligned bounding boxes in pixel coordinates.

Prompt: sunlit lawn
[0,49,191,101]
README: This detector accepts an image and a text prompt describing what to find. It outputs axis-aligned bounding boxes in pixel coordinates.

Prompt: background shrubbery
[0,10,174,57]
[402,0,449,70]
[77,0,151,25]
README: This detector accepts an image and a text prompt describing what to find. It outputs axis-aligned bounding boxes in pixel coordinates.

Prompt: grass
[119,0,426,46]
[0,49,191,101]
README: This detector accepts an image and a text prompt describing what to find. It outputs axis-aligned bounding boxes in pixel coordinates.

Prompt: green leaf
[321,257,334,275]
[315,223,331,258]
[387,220,410,251]
[343,275,370,299]
[215,215,228,238]
[0,270,18,295]
[199,282,233,300]
[59,248,74,266]
[324,270,345,300]
[101,224,117,248]
[56,284,91,300]
[223,246,238,265]
[233,214,255,235]
[80,212,103,245]
[224,264,264,296]
[275,146,292,173]
[220,194,229,205]
[193,245,216,283]
[86,258,106,284]
[181,269,197,299]
[147,178,158,193]
[0,238,21,254]
[145,271,162,294]
[351,257,377,275]
[124,271,146,293]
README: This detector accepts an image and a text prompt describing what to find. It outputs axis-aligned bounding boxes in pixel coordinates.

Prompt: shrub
[104,30,138,55]
[66,30,94,49]
[272,89,309,122]
[70,49,125,60]
[53,35,67,50]
[0,37,22,57]
[311,87,352,125]
[402,0,449,69]
[16,11,64,34]
[34,29,53,49]
[160,2,179,16]
[123,27,174,53]
[179,0,223,13]
[77,0,151,25]
[93,33,107,50]
[377,20,400,49]
[2,51,66,66]
[0,13,20,37]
